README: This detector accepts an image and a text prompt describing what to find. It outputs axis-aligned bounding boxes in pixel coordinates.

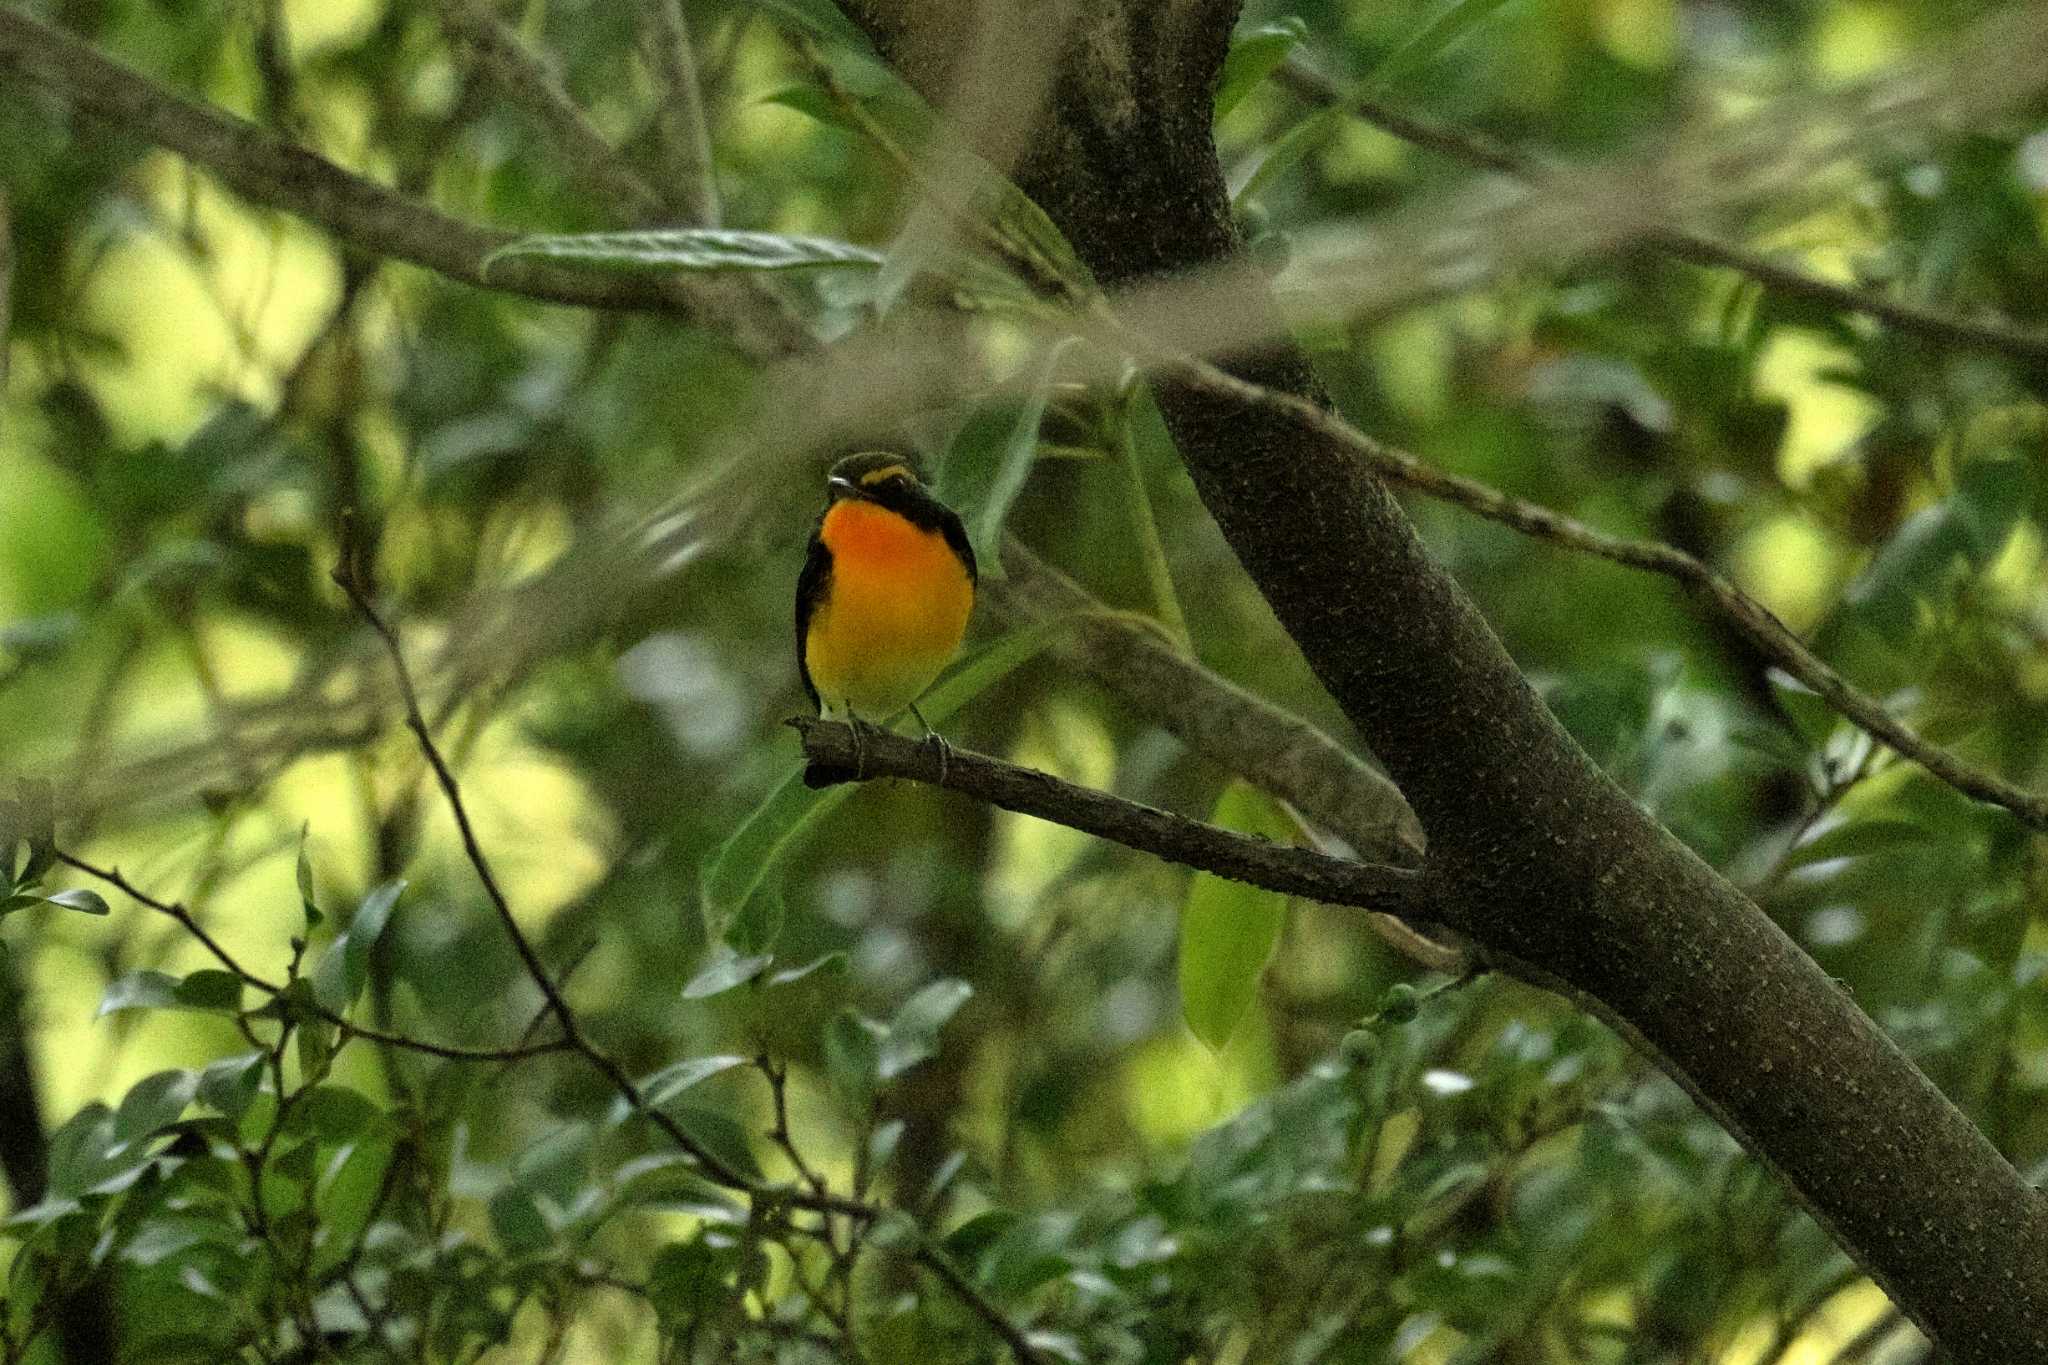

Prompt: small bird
[797,451,976,776]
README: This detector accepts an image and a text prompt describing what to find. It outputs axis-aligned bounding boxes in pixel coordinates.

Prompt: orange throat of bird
[805,499,974,719]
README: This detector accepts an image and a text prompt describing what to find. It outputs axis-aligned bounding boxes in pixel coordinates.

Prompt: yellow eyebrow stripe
[858,463,914,487]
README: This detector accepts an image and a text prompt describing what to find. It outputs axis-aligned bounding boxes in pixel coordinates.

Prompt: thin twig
[0,9,807,350]
[1271,58,2048,369]
[331,524,1048,1365]
[435,0,665,220]
[1146,350,2048,830]
[55,850,571,1063]
[790,718,1432,917]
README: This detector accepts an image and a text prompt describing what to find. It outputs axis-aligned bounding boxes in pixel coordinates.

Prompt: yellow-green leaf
[1178,782,1295,1051]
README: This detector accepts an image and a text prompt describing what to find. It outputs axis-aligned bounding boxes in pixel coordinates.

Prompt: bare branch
[790,718,1433,919]
[1152,349,2048,832]
[1273,58,2048,369]
[435,0,665,221]
[0,9,808,354]
[55,851,571,1063]
[643,0,722,225]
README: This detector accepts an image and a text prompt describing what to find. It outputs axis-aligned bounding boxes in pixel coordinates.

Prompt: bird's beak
[827,475,859,500]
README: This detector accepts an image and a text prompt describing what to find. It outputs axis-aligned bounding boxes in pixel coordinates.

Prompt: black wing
[794,525,832,712]
[935,503,977,586]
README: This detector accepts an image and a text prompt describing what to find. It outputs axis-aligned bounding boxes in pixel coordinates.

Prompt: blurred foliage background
[2,0,2047,1360]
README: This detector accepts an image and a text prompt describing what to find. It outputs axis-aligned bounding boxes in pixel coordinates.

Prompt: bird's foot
[909,704,951,785]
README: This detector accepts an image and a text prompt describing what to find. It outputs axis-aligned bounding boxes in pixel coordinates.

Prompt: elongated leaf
[2,888,110,918]
[1179,783,1295,1050]
[1782,818,1939,872]
[699,620,1066,949]
[99,969,244,1018]
[483,229,883,278]
[312,881,403,1011]
[312,880,406,1012]
[1233,106,1343,206]
[625,1055,750,1119]
[295,825,321,928]
[113,1070,198,1146]
[938,342,1074,581]
[1217,18,1309,119]
[878,979,973,1080]
[681,947,773,1000]
[1368,0,1522,94]
[825,1008,883,1112]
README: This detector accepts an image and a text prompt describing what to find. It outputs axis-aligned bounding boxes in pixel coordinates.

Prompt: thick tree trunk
[839,2,2048,1357]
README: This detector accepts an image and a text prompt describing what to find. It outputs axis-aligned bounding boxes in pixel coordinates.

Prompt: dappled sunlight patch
[1755,331,1882,489]
[1733,514,1842,633]
[987,700,1117,922]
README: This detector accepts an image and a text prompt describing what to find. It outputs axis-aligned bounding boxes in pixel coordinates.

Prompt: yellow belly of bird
[806,500,973,720]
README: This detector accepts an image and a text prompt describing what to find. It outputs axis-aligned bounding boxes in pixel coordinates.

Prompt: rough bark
[839,1,2048,1357]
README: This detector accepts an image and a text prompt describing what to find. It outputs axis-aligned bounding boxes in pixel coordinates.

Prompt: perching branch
[435,0,666,221]
[986,544,1461,974]
[1271,58,2048,370]
[0,8,807,354]
[790,717,1433,921]
[330,523,1047,1365]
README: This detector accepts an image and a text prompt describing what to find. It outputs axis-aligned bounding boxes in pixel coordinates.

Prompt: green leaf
[1179,782,1295,1050]
[615,1055,750,1123]
[176,970,243,1013]
[878,979,973,1080]
[197,1052,267,1119]
[1953,454,2034,566]
[825,1008,883,1112]
[312,1139,394,1277]
[98,970,244,1018]
[746,0,874,50]
[681,947,772,1000]
[1781,818,1939,872]
[647,1238,736,1325]
[1216,18,1309,119]
[296,1012,334,1084]
[767,951,848,987]
[1843,503,1970,645]
[46,1102,120,1197]
[760,84,849,129]
[282,1086,385,1144]
[666,1104,763,1180]
[40,888,110,916]
[295,825,321,929]
[701,622,1065,950]
[936,342,1074,581]
[484,229,884,278]
[1766,668,1838,750]
[1367,0,1522,94]
[1233,106,1343,206]
[311,879,406,1012]
[113,1070,199,1146]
